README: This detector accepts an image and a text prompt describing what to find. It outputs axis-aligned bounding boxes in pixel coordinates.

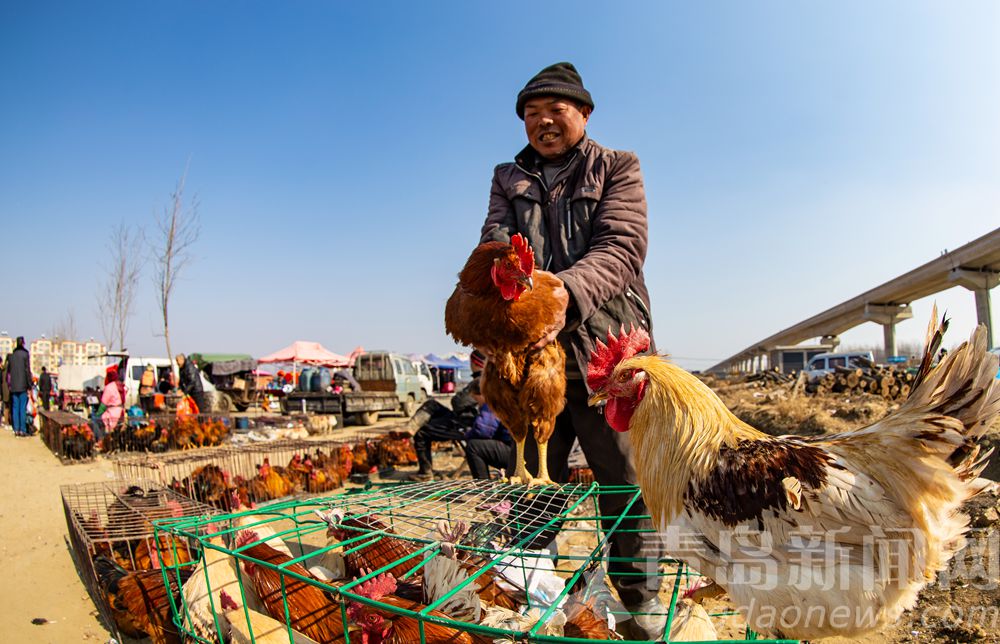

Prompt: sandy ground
[0,428,114,642]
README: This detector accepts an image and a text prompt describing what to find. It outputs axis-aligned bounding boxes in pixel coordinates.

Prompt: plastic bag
[176,394,200,417]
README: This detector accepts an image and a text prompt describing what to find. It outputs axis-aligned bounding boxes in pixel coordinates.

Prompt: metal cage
[157,480,799,643]
[61,479,220,642]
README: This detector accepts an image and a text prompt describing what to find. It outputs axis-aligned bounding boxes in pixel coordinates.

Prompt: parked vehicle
[122,356,216,410]
[804,351,876,379]
[189,353,257,412]
[282,351,428,425]
[411,359,434,397]
[55,364,107,410]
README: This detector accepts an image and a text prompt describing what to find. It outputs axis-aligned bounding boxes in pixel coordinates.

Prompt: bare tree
[51,309,78,343]
[152,168,199,365]
[96,224,144,350]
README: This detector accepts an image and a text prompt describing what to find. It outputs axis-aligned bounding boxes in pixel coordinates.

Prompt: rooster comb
[587,324,651,391]
[510,233,535,274]
[355,572,397,601]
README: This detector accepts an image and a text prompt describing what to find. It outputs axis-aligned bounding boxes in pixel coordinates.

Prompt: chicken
[563,596,621,640]
[94,555,191,644]
[189,464,231,507]
[445,233,567,485]
[251,457,298,501]
[181,532,265,642]
[426,521,522,612]
[377,431,419,468]
[230,490,295,558]
[219,590,324,643]
[234,530,346,643]
[316,509,423,580]
[667,598,718,641]
[346,572,479,644]
[585,318,1000,640]
[133,532,192,571]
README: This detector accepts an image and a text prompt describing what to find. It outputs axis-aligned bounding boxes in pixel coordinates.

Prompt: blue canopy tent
[423,354,472,392]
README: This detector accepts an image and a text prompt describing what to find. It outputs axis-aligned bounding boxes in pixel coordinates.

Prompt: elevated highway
[711,227,1000,373]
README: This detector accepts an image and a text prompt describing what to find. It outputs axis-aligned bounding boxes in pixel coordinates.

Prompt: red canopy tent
[257,341,352,367]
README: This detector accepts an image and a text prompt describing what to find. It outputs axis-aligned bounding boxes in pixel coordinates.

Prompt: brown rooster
[317,509,423,580]
[377,431,419,468]
[234,530,346,643]
[346,573,482,644]
[586,316,1000,639]
[95,555,192,644]
[445,233,567,485]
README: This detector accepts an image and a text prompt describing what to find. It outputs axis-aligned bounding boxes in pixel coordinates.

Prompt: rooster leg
[529,440,556,488]
[506,437,531,486]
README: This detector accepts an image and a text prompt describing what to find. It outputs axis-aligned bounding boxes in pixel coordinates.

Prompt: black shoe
[618,597,668,641]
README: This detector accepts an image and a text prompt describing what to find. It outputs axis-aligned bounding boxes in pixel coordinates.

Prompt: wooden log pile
[805,364,914,400]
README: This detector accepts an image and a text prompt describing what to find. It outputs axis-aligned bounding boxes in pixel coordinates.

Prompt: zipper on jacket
[627,289,651,327]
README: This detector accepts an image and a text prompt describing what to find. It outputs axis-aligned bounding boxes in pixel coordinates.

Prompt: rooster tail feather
[902,322,1000,446]
[94,554,128,592]
[911,305,949,391]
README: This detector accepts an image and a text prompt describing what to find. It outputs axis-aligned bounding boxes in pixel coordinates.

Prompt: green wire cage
[155,479,800,643]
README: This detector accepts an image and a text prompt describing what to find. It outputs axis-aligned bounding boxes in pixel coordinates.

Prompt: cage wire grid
[157,479,799,643]
[61,479,221,642]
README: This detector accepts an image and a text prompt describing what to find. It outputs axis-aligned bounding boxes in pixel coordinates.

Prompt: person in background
[100,366,125,433]
[175,353,206,413]
[38,366,53,412]
[1,355,10,427]
[410,351,486,480]
[7,337,33,436]
[463,387,513,480]
[139,364,156,413]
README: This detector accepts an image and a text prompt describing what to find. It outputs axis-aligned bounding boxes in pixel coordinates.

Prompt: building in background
[0,332,13,359]
[28,336,106,375]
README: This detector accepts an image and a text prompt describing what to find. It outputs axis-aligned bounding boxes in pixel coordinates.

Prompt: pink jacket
[101,381,124,430]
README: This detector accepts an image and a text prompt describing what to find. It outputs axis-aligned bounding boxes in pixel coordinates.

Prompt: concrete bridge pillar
[863,303,914,358]
[949,268,1000,349]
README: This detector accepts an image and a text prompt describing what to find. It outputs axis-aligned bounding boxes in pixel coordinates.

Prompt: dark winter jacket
[178,360,204,396]
[6,347,32,393]
[39,371,53,395]
[481,135,654,381]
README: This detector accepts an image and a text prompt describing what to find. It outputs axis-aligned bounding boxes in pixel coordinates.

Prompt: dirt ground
[2,380,998,643]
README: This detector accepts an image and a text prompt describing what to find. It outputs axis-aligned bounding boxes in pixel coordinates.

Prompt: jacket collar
[515,133,590,175]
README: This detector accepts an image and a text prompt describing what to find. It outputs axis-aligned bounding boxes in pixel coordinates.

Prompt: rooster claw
[526,476,556,488]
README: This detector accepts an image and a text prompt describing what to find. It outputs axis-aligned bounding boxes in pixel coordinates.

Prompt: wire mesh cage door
[158,479,800,643]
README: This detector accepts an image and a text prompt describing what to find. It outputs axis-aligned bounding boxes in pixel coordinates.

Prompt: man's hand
[533,275,569,349]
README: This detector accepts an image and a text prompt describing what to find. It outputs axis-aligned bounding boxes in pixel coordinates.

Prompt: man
[462,387,513,480]
[138,364,156,413]
[410,353,486,480]
[480,62,664,639]
[175,354,206,413]
[38,366,53,411]
[7,337,33,436]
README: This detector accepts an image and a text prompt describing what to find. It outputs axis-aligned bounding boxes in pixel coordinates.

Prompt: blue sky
[2,1,997,369]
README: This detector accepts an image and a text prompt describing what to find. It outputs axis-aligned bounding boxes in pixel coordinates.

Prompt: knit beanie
[516,62,594,120]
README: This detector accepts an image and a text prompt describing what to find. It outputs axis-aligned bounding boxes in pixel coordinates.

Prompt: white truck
[56,364,107,410]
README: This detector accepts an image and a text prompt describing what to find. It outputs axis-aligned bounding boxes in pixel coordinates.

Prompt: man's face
[523,97,591,160]
[176,356,184,367]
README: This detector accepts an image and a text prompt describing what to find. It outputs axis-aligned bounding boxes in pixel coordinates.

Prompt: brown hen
[444,233,567,485]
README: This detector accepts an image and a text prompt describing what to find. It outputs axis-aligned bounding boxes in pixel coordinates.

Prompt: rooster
[445,233,567,485]
[234,530,346,643]
[586,318,1000,639]
[95,555,192,644]
[181,527,265,642]
[346,572,482,644]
